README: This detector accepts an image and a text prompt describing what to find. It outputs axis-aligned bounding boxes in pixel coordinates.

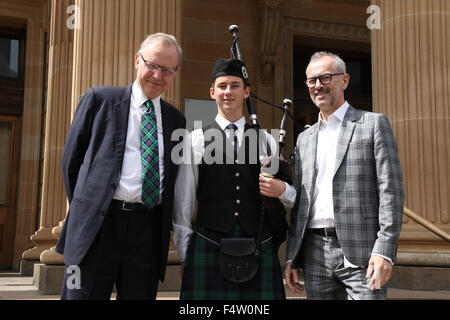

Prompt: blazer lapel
[114,84,132,173]
[306,124,319,201]
[333,105,357,177]
[160,99,173,176]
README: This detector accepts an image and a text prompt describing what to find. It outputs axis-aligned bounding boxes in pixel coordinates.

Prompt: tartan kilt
[180,223,286,300]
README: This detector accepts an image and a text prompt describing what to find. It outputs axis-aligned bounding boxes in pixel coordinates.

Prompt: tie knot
[226,123,238,131]
[144,100,154,112]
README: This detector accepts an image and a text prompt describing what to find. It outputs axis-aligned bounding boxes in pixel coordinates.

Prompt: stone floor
[1,271,450,300]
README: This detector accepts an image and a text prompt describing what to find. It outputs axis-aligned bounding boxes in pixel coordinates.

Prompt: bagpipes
[228,25,301,248]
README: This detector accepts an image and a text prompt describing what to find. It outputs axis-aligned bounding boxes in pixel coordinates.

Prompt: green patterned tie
[141,100,160,208]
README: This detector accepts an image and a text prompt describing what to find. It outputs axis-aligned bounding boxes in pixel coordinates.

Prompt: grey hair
[307,51,346,74]
[138,32,183,67]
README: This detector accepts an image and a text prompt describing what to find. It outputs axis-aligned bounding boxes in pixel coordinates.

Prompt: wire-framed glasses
[139,53,178,77]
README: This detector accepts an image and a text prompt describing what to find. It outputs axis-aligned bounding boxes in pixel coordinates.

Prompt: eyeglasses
[139,53,178,77]
[305,73,344,88]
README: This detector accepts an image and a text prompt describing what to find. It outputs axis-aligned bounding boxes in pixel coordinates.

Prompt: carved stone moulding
[283,17,370,42]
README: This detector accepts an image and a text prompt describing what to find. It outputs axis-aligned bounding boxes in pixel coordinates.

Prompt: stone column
[371,0,450,265]
[15,10,49,271]
[71,0,182,109]
[22,0,74,266]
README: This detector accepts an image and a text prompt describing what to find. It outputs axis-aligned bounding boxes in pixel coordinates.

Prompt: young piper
[172,58,296,299]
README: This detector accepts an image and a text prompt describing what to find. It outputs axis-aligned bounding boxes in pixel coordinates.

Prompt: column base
[33,263,64,295]
[19,259,40,276]
[22,227,57,261]
[40,247,64,265]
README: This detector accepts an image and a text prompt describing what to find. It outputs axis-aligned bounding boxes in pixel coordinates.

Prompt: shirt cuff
[278,182,296,209]
[371,253,394,265]
[172,224,193,262]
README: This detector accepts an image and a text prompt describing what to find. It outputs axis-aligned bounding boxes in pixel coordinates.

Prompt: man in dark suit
[284,52,404,299]
[56,33,186,300]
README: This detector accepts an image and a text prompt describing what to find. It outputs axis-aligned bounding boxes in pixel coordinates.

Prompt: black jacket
[56,84,186,281]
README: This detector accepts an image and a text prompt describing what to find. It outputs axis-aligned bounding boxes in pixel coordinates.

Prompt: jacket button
[236,199,240,204]
[235,172,240,177]
[234,212,239,216]
[236,186,240,191]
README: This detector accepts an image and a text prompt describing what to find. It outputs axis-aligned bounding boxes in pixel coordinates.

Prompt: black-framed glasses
[305,73,344,88]
[139,53,178,76]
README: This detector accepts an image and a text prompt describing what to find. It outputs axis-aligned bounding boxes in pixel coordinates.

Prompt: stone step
[390,266,450,291]
[2,265,450,300]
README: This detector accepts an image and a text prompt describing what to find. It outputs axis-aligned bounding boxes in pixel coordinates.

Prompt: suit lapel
[114,84,132,173]
[306,124,319,200]
[333,105,357,177]
[160,99,171,172]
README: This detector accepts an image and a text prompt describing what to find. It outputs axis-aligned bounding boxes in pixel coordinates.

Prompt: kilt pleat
[180,223,286,300]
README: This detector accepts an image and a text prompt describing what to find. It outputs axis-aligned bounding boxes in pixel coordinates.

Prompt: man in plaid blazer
[284,52,404,299]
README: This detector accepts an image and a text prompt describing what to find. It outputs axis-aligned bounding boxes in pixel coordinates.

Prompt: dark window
[0,26,26,115]
[0,37,20,79]
[292,35,372,140]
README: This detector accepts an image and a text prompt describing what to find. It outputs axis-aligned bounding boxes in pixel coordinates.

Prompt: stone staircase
[1,265,450,300]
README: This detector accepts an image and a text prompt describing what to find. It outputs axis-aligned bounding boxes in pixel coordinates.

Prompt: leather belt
[309,227,337,238]
[110,199,150,213]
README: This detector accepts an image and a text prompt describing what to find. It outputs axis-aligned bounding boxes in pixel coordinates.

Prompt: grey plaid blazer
[287,105,404,268]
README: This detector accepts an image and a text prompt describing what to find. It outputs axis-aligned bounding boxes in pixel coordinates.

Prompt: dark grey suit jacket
[56,84,186,281]
[287,105,404,268]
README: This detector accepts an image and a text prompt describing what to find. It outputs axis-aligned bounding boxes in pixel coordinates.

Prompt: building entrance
[292,35,372,140]
[0,27,25,268]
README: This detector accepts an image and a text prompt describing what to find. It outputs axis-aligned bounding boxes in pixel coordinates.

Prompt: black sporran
[219,238,260,283]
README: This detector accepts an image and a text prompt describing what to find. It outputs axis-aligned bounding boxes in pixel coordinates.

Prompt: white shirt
[113,81,165,203]
[308,102,349,229]
[307,101,392,266]
[172,114,297,261]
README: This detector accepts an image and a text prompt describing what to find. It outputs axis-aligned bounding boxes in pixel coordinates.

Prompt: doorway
[0,116,21,268]
[0,26,25,268]
[292,35,372,139]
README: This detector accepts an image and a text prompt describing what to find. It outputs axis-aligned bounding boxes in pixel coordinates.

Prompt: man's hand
[284,262,304,294]
[259,174,285,198]
[366,255,392,291]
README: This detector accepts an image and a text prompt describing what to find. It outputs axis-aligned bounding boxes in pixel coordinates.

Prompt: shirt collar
[215,114,246,131]
[318,101,349,125]
[132,81,161,109]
